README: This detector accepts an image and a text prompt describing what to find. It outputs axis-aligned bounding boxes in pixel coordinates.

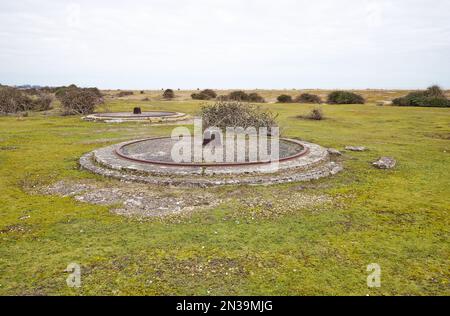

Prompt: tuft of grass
[298,108,325,120]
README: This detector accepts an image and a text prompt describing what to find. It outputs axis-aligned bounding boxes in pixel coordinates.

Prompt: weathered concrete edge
[80,152,343,187]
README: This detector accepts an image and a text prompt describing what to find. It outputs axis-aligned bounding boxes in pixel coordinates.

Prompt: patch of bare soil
[40,179,335,220]
[236,192,333,219]
[42,180,222,218]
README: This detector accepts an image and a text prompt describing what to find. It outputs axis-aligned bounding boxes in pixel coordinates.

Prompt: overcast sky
[1,0,449,89]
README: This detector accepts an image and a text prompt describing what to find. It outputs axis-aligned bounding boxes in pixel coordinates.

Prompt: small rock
[327,148,342,156]
[373,157,396,169]
[345,146,367,152]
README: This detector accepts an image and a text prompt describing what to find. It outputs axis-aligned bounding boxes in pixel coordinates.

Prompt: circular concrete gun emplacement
[83,110,189,123]
[80,136,342,187]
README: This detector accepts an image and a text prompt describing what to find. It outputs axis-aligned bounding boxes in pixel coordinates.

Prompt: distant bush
[191,93,212,100]
[200,101,278,131]
[426,85,445,97]
[0,87,53,114]
[229,91,249,102]
[392,85,449,108]
[163,89,175,99]
[140,90,145,94]
[60,88,102,115]
[248,93,265,103]
[117,91,133,97]
[201,89,217,99]
[327,91,365,104]
[0,87,32,113]
[55,88,68,99]
[30,94,53,111]
[54,85,79,99]
[277,94,293,103]
[301,108,324,120]
[295,93,322,104]
[217,95,230,101]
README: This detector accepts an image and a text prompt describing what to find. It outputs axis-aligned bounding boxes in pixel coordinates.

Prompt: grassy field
[0,90,449,295]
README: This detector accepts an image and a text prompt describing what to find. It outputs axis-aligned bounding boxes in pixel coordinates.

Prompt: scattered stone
[43,180,221,218]
[345,146,367,152]
[327,148,342,156]
[372,157,396,169]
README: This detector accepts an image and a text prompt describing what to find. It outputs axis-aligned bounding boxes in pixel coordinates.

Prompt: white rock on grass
[327,148,342,156]
[345,146,367,152]
[372,157,396,169]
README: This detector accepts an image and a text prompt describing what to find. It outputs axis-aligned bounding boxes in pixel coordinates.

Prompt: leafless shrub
[0,87,31,114]
[0,87,53,114]
[60,88,102,115]
[31,94,53,111]
[298,108,325,120]
[200,101,278,131]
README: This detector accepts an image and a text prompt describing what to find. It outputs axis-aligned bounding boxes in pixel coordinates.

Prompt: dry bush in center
[200,101,278,131]
[298,108,325,120]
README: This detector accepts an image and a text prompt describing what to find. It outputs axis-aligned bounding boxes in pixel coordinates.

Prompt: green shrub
[426,85,445,97]
[277,94,293,103]
[217,95,230,101]
[229,91,249,101]
[248,93,265,103]
[201,89,217,99]
[191,93,212,100]
[295,93,322,104]
[117,91,133,97]
[200,101,278,131]
[327,91,365,104]
[163,89,175,99]
[55,85,80,99]
[55,87,68,99]
[393,85,449,107]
